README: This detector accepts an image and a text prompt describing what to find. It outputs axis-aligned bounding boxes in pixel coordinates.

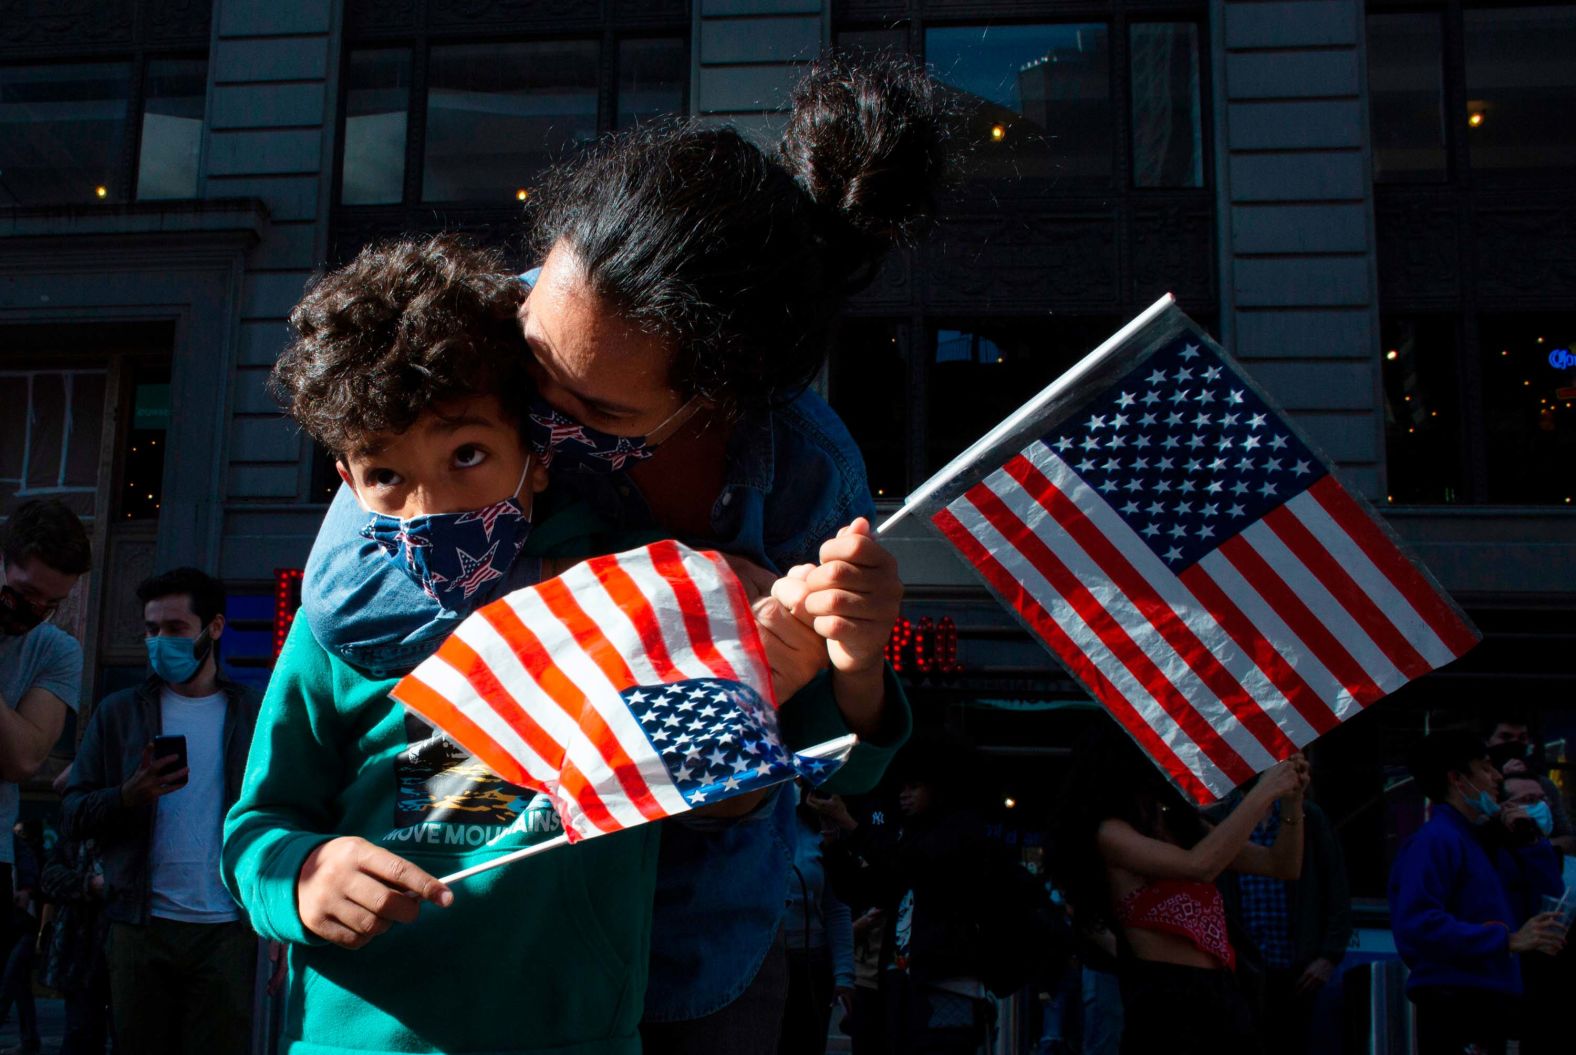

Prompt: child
[222,236,829,1054]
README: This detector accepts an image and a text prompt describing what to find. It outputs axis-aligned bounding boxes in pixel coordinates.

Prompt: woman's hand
[1254,754,1308,803]
[723,555,830,702]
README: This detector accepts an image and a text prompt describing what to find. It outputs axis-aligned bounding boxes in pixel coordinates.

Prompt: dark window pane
[1367,14,1446,180]
[1464,7,1576,171]
[1478,315,1576,504]
[120,369,170,521]
[0,63,132,205]
[617,38,685,129]
[828,320,907,499]
[342,49,410,205]
[423,41,599,203]
[1130,23,1202,188]
[925,317,1119,474]
[926,24,1112,186]
[136,58,206,200]
[836,28,909,60]
[1380,317,1464,504]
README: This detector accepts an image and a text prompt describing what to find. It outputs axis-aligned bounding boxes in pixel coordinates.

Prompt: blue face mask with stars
[357,461,533,611]
[526,397,697,475]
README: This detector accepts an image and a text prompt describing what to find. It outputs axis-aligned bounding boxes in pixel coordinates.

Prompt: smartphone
[151,734,188,789]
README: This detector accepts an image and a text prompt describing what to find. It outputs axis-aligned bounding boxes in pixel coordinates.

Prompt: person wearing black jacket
[62,568,260,1053]
[820,737,1045,1055]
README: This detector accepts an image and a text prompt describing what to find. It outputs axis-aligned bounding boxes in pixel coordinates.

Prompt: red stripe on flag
[1217,536,1385,709]
[475,602,621,835]
[703,550,778,710]
[1306,476,1479,657]
[428,630,565,773]
[588,556,682,681]
[965,481,1254,787]
[1175,566,1340,736]
[647,539,742,683]
[1005,454,1297,760]
[1262,505,1432,681]
[533,577,670,823]
[933,507,1216,803]
[393,671,538,790]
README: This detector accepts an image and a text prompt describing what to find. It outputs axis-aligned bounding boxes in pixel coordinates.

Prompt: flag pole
[439,832,572,886]
[876,292,1178,537]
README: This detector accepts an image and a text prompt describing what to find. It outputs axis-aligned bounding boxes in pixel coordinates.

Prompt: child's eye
[369,468,403,488]
[453,445,487,469]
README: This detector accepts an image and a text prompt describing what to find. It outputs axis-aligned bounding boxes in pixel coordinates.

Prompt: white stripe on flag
[1193,550,1359,721]
[1238,520,1409,694]
[610,547,725,682]
[500,587,680,827]
[949,485,1235,797]
[980,470,1279,773]
[687,548,773,696]
[403,655,561,787]
[562,561,670,687]
[1024,444,1322,748]
[1284,491,1459,669]
[455,611,580,758]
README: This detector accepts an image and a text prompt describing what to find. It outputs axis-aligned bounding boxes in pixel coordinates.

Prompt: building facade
[3,0,1573,896]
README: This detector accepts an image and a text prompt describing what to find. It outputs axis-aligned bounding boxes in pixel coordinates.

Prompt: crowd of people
[0,50,1572,1055]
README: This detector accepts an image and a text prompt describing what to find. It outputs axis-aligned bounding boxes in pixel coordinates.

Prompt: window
[828,320,908,499]
[0,63,133,205]
[336,34,688,216]
[341,49,410,206]
[1367,13,1446,181]
[1130,23,1203,188]
[1477,316,1575,505]
[0,368,109,518]
[1379,317,1463,504]
[0,57,206,206]
[120,368,169,520]
[423,41,599,203]
[927,24,1113,185]
[1462,6,1576,171]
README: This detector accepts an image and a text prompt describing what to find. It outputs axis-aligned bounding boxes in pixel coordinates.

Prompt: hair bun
[779,53,955,280]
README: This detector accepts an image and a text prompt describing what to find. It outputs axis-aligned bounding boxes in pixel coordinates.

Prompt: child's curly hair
[271,235,530,456]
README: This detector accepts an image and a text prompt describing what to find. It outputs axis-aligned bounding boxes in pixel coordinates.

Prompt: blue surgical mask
[357,461,534,611]
[1525,800,1555,837]
[526,397,697,475]
[147,629,211,686]
[1461,778,1502,824]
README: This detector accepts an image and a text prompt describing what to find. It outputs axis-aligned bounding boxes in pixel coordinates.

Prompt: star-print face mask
[358,461,533,611]
[525,397,697,475]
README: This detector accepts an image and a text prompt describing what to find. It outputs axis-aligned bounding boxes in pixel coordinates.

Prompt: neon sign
[885,615,963,675]
[274,568,304,659]
[1550,348,1575,370]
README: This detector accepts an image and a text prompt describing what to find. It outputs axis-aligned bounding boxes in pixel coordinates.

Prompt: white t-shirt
[149,687,239,923]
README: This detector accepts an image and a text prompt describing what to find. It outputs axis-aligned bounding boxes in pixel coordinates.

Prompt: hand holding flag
[884,295,1478,803]
[390,540,857,884]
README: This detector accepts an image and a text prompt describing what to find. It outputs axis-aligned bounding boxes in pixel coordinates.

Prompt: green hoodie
[222,616,656,1054]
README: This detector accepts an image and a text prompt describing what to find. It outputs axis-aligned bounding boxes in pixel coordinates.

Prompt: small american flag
[390,540,852,842]
[887,297,1478,803]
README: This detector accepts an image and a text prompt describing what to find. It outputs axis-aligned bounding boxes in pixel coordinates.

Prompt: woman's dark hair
[272,235,531,456]
[527,53,955,415]
[1052,720,1206,931]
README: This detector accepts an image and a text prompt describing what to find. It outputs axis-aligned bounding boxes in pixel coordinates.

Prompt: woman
[298,54,955,1053]
[1057,725,1308,1055]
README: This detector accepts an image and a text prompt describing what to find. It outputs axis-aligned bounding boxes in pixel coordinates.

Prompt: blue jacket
[298,386,910,1021]
[1387,803,1563,997]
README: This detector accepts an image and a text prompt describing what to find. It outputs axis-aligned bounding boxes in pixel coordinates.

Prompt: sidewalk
[0,995,65,1053]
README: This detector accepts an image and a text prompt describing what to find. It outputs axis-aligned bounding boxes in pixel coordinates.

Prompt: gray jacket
[62,674,260,925]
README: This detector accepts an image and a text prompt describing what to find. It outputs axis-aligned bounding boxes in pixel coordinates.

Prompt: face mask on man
[1457,775,1502,825]
[0,584,45,638]
[357,460,534,611]
[526,397,698,475]
[146,627,212,685]
[1524,800,1555,837]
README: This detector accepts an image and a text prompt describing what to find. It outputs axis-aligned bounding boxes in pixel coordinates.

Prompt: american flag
[895,298,1478,803]
[390,540,852,841]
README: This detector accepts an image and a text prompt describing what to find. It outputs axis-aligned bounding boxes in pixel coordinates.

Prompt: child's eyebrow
[431,414,496,434]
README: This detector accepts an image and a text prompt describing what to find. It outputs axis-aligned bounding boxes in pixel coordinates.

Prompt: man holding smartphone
[63,567,261,1053]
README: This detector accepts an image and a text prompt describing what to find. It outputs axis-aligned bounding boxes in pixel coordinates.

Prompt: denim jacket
[298,385,907,1021]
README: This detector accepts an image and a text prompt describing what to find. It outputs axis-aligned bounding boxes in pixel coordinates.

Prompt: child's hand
[297,837,452,949]
[774,518,902,676]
